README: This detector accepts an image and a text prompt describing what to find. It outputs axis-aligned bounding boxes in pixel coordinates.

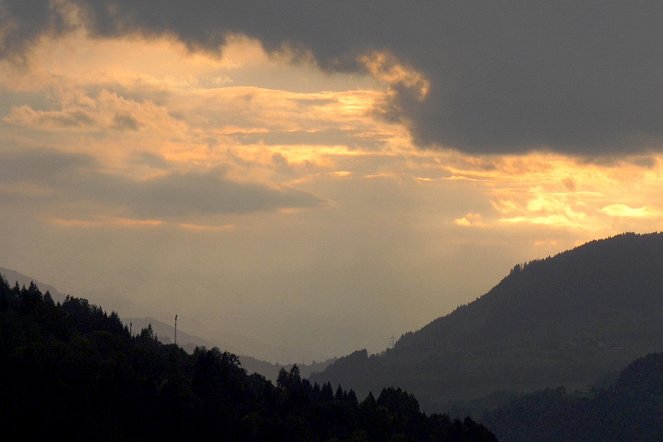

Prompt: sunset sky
[2,1,663,362]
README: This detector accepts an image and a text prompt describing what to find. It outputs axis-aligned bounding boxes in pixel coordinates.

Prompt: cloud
[231,128,381,149]
[4,1,662,156]
[0,147,323,219]
[111,112,140,131]
[0,147,94,183]
[112,170,324,218]
[600,204,658,219]
[4,106,97,129]
[2,88,181,135]
[0,0,74,61]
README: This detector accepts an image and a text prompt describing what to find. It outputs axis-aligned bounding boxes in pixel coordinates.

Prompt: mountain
[123,316,213,351]
[0,266,334,381]
[239,355,337,384]
[0,275,496,441]
[0,266,67,302]
[124,316,336,382]
[0,267,208,351]
[0,266,143,320]
[482,352,663,441]
[311,232,663,411]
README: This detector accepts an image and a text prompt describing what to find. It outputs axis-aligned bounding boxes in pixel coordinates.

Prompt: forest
[0,276,496,441]
[482,352,663,441]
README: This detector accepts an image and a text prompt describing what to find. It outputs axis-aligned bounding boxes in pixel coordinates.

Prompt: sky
[2,0,663,362]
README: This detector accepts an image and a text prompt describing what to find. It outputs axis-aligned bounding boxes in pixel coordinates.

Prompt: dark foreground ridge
[483,352,663,441]
[0,277,495,442]
[312,232,663,411]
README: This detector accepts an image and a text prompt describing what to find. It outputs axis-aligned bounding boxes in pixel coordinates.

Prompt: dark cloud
[114,171,323,218]
[0,147,323,216]
[130,151,171,169]
[111,113,140,131]
[0,0,72,61]
[0,147,95,183]
[5,1,663,155]
[44,110,96,128]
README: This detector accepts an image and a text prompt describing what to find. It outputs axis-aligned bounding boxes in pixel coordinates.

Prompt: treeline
[0,277,496,441]
[482,352,663,441]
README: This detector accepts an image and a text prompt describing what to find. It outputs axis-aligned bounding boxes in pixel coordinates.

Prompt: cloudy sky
[2,0,663,362]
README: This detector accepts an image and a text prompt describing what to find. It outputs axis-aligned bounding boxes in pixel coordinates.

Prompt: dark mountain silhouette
[311,232,663,411]
[0,267,335,383]
[482,352,663,441]
[0,277,496,441]
[240,355,337,384]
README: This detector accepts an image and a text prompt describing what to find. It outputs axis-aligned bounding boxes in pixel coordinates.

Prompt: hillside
[124,316,335,383]
[482,352,663,441]
[0,277,495,441]
[0,267,334,383]
[311,232,663,411]
[124,316,336,382]
[239,356,337,384]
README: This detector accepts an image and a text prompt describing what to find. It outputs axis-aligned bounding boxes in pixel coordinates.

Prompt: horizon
[0,232,657,364]
[3,1,663,363]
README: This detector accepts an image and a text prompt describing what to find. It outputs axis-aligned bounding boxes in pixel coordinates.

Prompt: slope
[311,232,663,411]
[482,352,663,441]
[0,266,334,382]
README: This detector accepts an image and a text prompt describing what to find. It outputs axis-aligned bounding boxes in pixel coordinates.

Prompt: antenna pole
[174,315,178,346]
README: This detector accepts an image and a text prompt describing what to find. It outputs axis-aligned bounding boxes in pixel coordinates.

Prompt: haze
[2,0,663,362]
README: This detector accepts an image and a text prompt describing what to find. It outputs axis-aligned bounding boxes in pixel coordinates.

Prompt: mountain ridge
[311,232,663,411]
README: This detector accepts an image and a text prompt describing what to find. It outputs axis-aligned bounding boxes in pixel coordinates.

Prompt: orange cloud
[600,204,660,218]
[3,31,663,248]
[360,51,430,100]
[48,217,164,229]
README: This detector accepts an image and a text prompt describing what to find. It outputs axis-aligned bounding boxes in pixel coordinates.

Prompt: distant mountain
[482,352,663,441]
[123,316,212,350]
[0,266,142,319]
[0,266,66,302]
[240,355,337,384]
[125,316,336,382]
[311,232,663,411]
[0,268,209,352]
[0,266,333,382]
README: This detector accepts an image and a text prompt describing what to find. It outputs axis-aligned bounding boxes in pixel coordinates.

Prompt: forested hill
[0,277,495,441]
[482,352,663,441]
[311,232,663,411]
[0,266,334,383]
